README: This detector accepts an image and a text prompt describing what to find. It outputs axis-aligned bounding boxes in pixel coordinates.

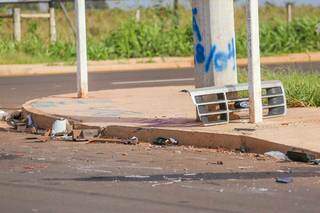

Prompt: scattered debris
[257,188,269,192]
[311,159,320,165]
[265,151,289,161]
[287,151,315,163]
[151,179,182,187]
[183,173,197,176]
[276,177,293,184]
[153,137,179,146]
[122,136,139,145]
[254,154,267,161]
[234,128,256,132]
[51,119,70,137]
[207,161,223,165]
[238,166,253,170]
[238,145,249,153]
[0,110,7,121]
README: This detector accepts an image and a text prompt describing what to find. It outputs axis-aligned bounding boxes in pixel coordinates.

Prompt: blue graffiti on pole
[192,8,236,73]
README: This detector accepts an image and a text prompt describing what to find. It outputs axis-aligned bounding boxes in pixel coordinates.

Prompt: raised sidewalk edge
[22,98,320,158]
[1,52,320,77]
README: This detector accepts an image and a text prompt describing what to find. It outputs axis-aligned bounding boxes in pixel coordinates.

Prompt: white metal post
[49,1,57,43]
[286,2,293,23]
[192,0,238,88]
[246,0,263,123]
[75,0,88,98]
[13,8,21,42]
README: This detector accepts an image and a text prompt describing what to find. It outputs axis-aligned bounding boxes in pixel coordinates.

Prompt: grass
[239,70,320,107]
[0,5,319,64]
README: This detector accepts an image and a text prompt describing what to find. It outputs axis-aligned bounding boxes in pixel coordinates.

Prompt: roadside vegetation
[0,5,319,64]
[239,70,320,107]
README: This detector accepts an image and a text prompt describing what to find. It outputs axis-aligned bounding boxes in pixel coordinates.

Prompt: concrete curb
[22,98,320,158]
[1,52,320,77]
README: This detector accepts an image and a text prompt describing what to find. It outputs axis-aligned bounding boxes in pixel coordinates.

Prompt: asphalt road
[0,62,319,109]
[0,130,320,213]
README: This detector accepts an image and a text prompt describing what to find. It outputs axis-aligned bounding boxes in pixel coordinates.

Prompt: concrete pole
[191,0,237,88]
[49,1,57,43]
[286,3,293,23]
[75,0,88,98]
[13,8,21,42]
[246,0,263,123]
[135,9,140,22]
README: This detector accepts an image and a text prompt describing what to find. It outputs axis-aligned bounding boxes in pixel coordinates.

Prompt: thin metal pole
[59,0,77,37]
[246,0,263,123]
[75,0,88,98]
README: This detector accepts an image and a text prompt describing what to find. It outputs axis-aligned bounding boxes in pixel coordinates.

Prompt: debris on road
[207,161,224,165]
[265,151,289,161]
[122,136,139,145]
[153,137,179,146]
[276,177,293,184]
[0,110,7,121]
[238,145,249,153]
[234,128,256,132]
[51,118,71,137]
[311,159,320,165]
[287,151,315,163]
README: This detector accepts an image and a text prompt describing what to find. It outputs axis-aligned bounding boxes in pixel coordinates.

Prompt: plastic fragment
[153,137,179,146]
[265,151,289,161]
[276,177,293,184]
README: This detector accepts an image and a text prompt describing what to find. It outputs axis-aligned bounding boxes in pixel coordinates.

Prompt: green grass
[239,70,320,107]
[0,17,318,64]
[0,5,319,64]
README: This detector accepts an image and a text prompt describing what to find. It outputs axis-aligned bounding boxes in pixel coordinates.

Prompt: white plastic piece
[0,110,7,121]
[51,119,68,136]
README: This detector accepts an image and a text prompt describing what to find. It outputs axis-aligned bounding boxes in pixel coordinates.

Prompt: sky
[107,0,320,9]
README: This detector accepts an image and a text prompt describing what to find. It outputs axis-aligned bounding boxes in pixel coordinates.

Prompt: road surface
[0,62,319,109]
[0,129,319,213]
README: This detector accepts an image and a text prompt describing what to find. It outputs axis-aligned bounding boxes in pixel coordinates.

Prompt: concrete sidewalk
[1,52,320,77]
[22,86,320,156]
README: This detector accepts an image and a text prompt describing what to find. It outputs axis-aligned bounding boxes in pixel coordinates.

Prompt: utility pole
[246,0,263,123]
[191,0,237,88]
[75,0,88,98]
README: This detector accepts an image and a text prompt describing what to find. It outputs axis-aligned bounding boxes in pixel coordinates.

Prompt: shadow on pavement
[45,167,320,182]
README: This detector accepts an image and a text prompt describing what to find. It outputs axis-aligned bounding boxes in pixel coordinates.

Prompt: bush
[0,17,319,63]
